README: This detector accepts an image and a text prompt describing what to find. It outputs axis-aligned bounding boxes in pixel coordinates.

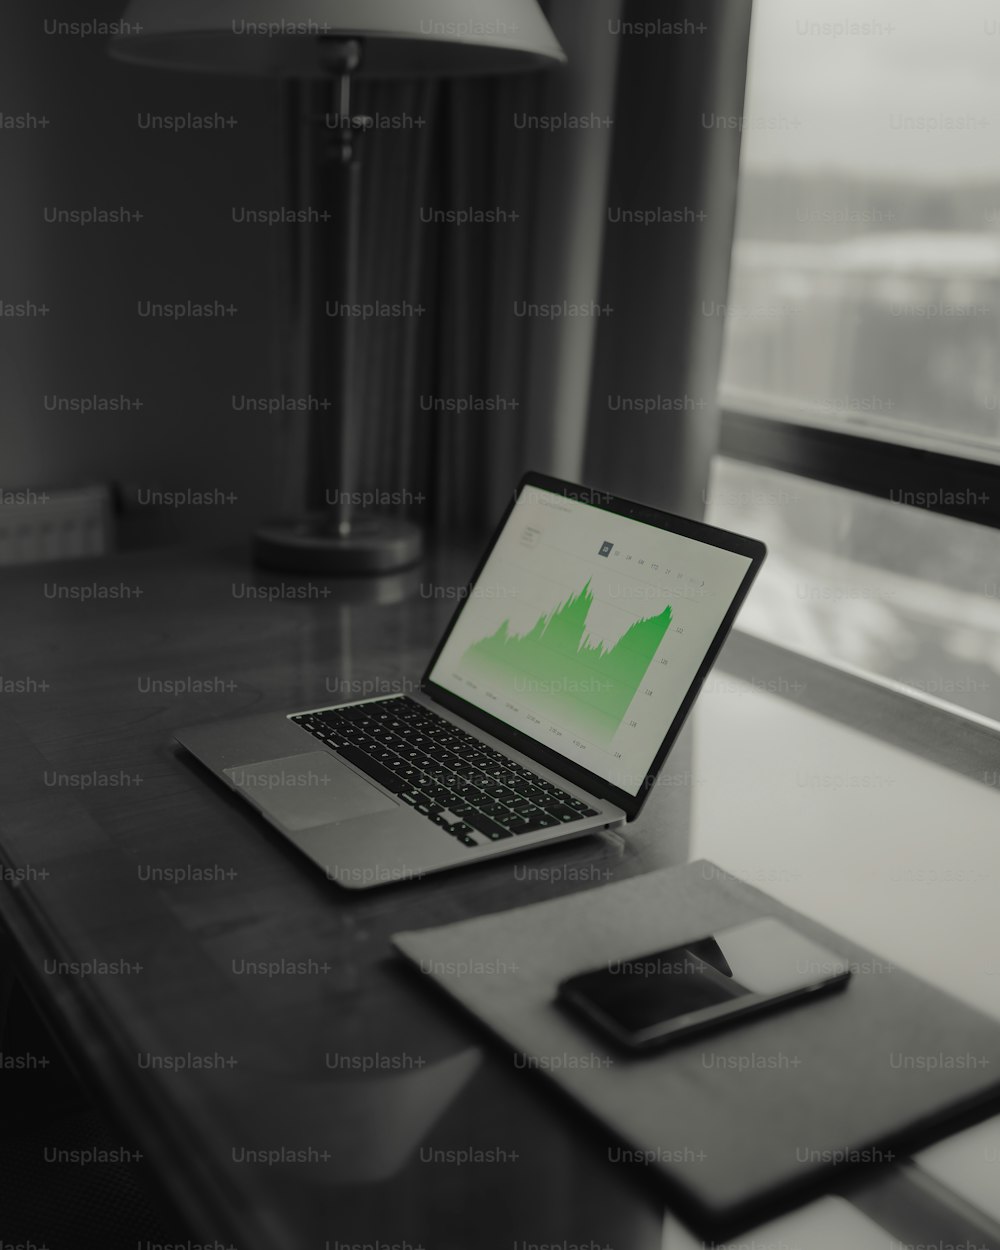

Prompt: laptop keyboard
[291,696,599,848]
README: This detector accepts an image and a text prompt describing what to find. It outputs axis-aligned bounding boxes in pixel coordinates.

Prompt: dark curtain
[321,0,752,538]
[583,0,754,519]
[354,71,546,535]
[351,70,551,536]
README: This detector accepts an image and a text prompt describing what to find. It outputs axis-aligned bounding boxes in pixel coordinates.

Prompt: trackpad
[224,752,397,831]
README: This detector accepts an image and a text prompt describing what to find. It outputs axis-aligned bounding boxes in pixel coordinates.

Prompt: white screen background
[430,487,753,794]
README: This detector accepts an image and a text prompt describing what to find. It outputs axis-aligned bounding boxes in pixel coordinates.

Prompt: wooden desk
[1,544,998,1250]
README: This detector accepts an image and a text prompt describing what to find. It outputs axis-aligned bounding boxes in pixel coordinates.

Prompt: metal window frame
[719,408,1000,529]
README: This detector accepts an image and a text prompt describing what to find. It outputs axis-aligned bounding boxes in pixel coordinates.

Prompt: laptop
[175,473,765,888]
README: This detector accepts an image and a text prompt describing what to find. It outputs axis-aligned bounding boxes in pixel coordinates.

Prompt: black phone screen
[557,917,851,1048]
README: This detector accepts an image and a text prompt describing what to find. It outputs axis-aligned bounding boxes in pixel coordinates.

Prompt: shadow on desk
[0,972,179,1249]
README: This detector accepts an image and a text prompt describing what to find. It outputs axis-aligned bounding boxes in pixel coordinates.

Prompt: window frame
[718,407,1000,530]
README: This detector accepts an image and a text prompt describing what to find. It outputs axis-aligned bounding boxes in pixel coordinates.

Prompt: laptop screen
[427,483,754,797]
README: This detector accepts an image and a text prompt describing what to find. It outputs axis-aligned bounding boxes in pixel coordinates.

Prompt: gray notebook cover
[393,860,1000,1232]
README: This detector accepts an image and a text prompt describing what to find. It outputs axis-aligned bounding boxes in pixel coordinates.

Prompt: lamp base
[253,513,423,575]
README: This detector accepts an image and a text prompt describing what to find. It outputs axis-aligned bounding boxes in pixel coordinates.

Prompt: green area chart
[462,578,672,743]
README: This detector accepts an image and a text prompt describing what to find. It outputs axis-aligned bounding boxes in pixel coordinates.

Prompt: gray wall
[0,1,290,547]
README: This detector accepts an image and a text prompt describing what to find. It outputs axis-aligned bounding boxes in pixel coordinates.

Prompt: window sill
[718,626,1000,790]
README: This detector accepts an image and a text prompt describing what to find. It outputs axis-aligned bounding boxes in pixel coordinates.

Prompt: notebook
[393,860,1000,1236]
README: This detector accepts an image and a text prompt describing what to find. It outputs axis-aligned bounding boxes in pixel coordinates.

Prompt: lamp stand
[253,39,423,575]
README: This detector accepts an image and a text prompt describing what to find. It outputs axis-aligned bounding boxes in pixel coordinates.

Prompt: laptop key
[337,706,371,722]
[474,799,507,816]
[520,813,560,832]
[544,804,581,823]
[466,811,511,840]
[550,798,599,817]
[336,745,405,795]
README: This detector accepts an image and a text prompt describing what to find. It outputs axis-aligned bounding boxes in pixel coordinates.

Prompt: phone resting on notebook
[556,917,851,1051]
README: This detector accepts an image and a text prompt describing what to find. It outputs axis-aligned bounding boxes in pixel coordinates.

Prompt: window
[710,0,1000,720]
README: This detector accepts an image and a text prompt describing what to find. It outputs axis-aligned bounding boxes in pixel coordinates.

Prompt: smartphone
[556,917,851,1051]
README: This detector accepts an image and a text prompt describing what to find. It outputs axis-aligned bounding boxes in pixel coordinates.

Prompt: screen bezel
[421,471,767,820]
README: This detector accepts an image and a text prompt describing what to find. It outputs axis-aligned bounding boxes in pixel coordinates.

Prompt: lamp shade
[109,0,566,77]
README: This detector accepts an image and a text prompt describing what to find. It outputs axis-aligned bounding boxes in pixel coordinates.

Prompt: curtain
[313,0,753,538]
[583,0,754,520]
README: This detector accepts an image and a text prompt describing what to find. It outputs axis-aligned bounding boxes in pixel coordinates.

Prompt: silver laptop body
[175,474,764,889]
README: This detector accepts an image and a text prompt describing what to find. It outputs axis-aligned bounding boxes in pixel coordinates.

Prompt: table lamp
[110,2,566,574]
